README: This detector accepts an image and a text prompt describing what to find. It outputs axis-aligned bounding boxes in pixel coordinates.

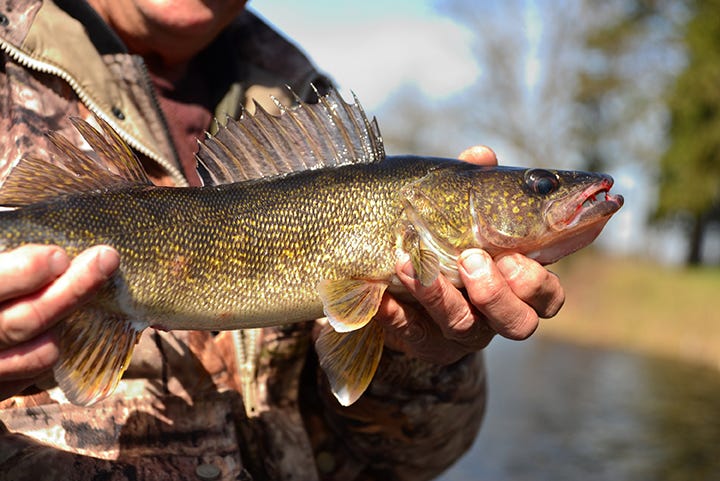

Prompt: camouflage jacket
[0,1,487,480]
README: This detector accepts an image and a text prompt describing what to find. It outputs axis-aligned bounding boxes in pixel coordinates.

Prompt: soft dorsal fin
[0,117,151,206]
[196,88,385,185]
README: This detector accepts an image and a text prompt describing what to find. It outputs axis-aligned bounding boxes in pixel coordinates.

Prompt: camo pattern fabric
[0,1,487,480]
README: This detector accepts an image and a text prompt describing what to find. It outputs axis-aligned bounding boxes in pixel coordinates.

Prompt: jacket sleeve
[301,348,487,481]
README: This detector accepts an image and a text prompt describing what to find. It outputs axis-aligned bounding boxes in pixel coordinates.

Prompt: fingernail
[49,249,70,277]
[459,249,491,279]
[96,247,120,278]
[496,255,522,280]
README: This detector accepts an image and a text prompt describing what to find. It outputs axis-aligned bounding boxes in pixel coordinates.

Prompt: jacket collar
[0,0,187,185]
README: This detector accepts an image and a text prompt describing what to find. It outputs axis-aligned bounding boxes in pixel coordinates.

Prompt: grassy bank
[538,251,720,369]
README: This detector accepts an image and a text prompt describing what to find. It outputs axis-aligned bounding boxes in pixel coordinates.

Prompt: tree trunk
[686,213,706,266]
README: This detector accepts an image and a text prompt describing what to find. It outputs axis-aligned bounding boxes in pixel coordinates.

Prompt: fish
[0,89,623,407]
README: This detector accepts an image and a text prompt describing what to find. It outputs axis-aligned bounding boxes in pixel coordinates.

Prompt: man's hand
[374,145,565,364]
[0,245,119,401]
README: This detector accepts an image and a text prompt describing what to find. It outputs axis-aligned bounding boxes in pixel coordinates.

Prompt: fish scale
[0,90,623,406]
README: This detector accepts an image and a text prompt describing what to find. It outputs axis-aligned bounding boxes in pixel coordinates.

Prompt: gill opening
[469,190,483,245]
[402,200,462,286]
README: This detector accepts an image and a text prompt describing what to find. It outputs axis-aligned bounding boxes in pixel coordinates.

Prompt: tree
[436,0,585,168]
[574,0,687,172]
[434,0,684,172]
[656,0,720,265]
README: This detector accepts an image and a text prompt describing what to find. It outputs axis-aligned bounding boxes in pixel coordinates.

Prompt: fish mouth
[528,176,624,265]
[563,177,624,229]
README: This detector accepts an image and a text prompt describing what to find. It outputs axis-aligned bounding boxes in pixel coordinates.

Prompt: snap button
[111,106,125,120]
[195,463,221,481]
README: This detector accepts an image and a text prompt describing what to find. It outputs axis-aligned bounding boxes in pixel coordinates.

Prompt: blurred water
[437,337,720,481]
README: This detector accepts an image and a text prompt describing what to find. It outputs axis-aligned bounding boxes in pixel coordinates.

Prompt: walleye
[0,90,623,406]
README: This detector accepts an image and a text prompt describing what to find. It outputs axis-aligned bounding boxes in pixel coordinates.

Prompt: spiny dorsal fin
[0,117,151,206]
[196,88,385,185]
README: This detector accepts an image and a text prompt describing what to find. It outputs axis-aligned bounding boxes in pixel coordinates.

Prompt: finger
[375,293,489,365]
[0,329,60,381]
[0,246,120,349]
[458,145,498,166]
[496,253,565,318]
[374,293,429,352]
[0,245,70,302]
[393,259,495,350]
[458,249,539,340]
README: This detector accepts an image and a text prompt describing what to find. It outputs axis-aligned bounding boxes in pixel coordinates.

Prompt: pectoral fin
[315,321,384,406]
[53,309,144,406]
[317,279,387,333]
[403,225,440,286]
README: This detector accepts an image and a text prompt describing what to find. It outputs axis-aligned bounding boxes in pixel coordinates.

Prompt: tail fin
[53,308,143,406]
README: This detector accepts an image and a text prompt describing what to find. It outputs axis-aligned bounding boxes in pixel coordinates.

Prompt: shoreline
[536,252,720,371]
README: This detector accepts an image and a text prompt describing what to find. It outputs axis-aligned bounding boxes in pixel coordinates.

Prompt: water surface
[437,337,720,481]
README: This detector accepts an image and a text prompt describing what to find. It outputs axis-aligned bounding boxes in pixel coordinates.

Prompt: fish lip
[528,178,623,265]
[560,177,624,230]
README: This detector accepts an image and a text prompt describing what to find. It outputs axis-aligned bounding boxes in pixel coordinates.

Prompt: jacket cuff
[312,349,487,481]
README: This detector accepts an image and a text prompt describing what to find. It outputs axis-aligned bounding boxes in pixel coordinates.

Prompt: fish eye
[525,169,560,196]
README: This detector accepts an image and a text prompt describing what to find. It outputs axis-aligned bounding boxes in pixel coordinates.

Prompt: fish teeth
[582,189,608,209]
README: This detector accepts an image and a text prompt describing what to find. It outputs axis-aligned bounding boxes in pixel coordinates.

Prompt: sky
[250,0,480,110]
[249,0,690,263]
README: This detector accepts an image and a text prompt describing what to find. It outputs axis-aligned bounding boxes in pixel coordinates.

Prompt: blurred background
[253,0,720,479]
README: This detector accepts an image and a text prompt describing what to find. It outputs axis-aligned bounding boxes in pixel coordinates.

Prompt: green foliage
[657,0,720,219]
[574,0,683,171]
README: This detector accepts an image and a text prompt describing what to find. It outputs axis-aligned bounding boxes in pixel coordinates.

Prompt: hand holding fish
[375,146,565,365]
[0,245,119,401]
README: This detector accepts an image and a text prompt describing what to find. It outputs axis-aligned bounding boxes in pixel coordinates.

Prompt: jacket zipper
[233,328,261,416]
[0,38,188,187]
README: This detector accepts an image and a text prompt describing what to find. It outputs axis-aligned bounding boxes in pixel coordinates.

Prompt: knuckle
[25,342,60,374]
[2,246,47,277]
[417,283,448,311]
[415,282,448,312]
[444,310,479,342]
[503,310,539,340]
[467,275,506,310]
[539,291,565,318]
[0,302,43,348]
[532,272,565,318]
[402,317,430,345]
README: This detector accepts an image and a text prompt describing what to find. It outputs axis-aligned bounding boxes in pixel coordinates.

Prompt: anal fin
[317,279,387,333]
[53,308,144,406]
[315,321,384,406]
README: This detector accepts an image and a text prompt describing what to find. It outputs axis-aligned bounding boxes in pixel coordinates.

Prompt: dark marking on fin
[317,278,388,333]
[53,308,144,406]
[196,88,385,186]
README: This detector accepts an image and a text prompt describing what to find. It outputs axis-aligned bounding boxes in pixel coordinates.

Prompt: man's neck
[84,0,246,69]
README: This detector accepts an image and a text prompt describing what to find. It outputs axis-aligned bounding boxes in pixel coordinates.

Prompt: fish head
[467,166,624,264]
[403,163,624,266]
